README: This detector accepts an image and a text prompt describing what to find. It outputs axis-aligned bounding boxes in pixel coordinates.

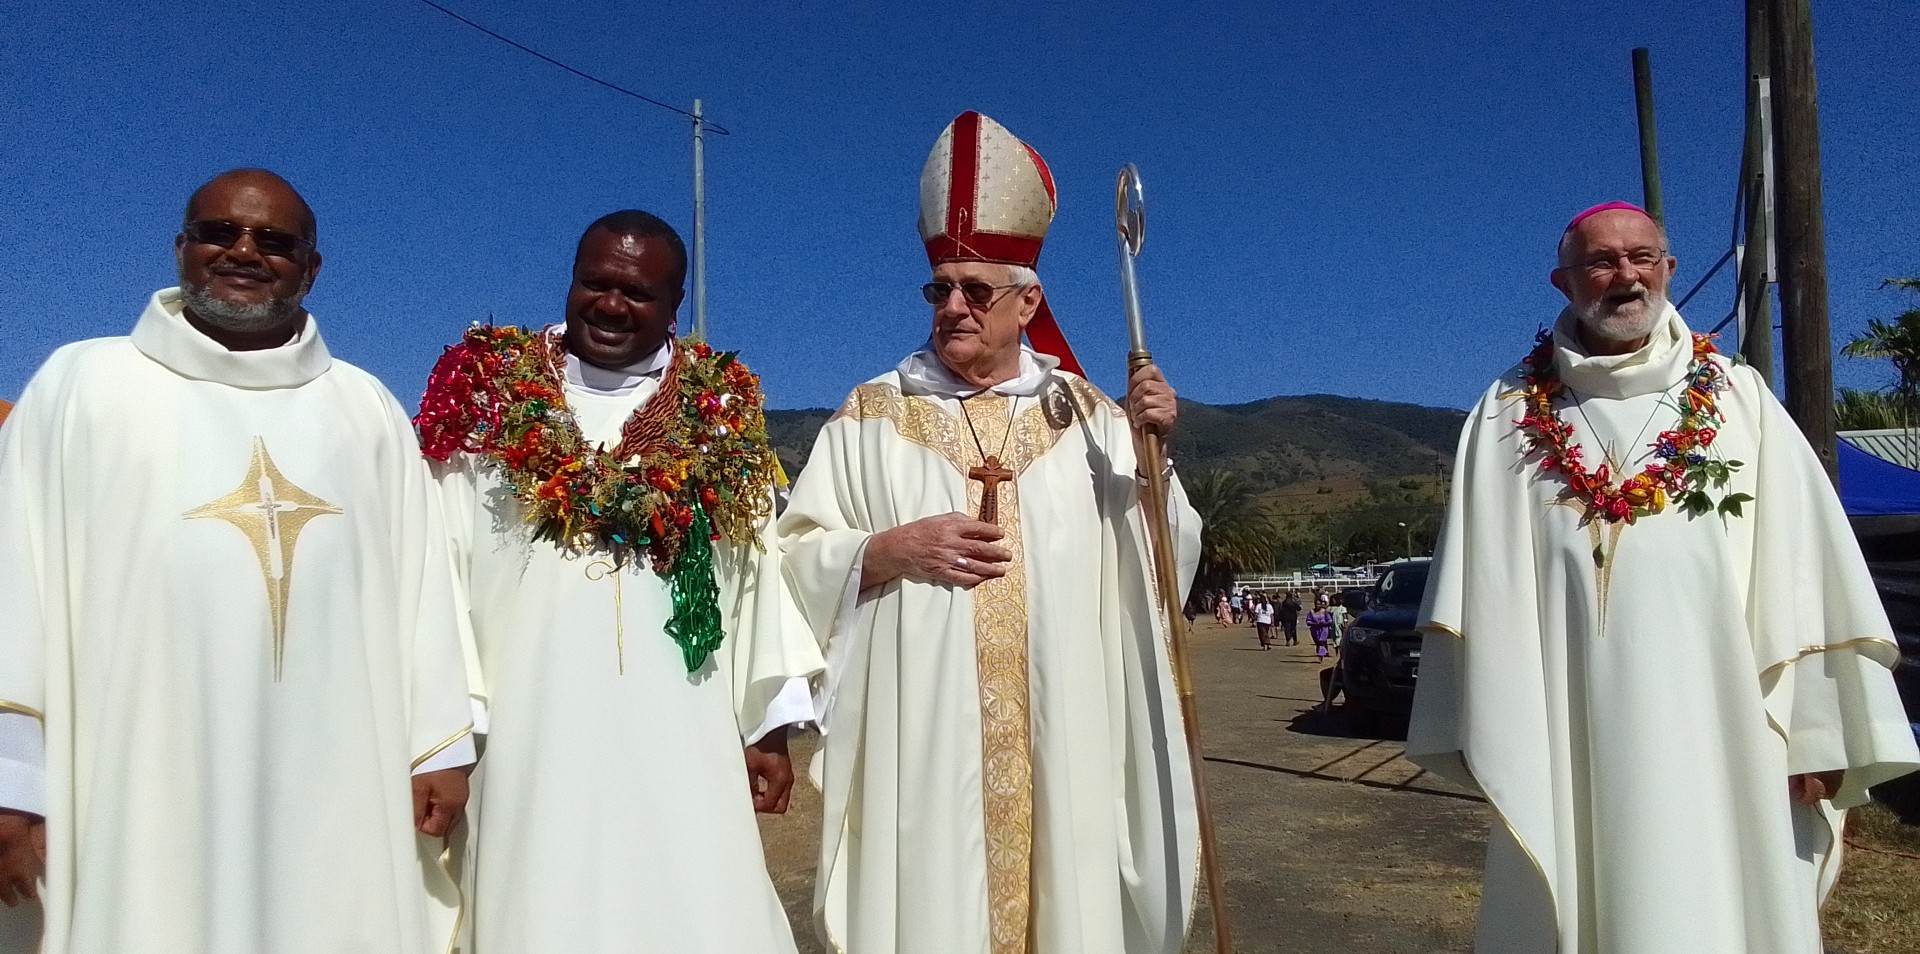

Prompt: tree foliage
[1183,468,1280,592]
[1835,388,1908,430]
[1837,278,1920,434]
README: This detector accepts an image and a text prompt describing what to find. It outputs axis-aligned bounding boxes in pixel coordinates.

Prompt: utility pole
[691,99,709,340]
[1769,0,1837,482]
[1631,48,1664,225]
[1739,0,1776,385]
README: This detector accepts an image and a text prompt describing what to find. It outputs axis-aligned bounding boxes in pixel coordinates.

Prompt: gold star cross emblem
[185,437,342,680]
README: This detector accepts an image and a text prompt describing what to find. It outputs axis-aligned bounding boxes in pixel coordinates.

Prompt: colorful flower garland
[1515,330,1752,525]
[415,325,776,671]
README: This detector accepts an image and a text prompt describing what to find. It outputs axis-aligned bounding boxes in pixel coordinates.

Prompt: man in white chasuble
[416,210,823,952]
[1409,201,1920,954]
[778,111,1202,954]
[0,169,476,954]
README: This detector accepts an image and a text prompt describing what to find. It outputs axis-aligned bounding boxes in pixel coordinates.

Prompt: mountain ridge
[765,392,1467,493]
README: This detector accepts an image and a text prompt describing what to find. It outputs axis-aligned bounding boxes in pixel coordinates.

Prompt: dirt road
[757,618,1491,952]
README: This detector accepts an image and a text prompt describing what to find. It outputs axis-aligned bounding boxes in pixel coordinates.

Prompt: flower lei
[415,325,776,672]
[1515,330,1753,525]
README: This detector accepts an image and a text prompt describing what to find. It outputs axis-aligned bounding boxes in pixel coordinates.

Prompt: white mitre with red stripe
[918,111,1085,377]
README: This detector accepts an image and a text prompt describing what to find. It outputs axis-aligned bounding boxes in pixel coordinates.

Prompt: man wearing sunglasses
[0,169,476,953]
[780,112,1201,954]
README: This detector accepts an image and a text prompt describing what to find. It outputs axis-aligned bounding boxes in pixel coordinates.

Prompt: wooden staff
[1115,163,1234,952]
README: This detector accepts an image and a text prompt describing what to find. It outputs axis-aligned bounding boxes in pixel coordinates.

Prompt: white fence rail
[1230,573,1380,592]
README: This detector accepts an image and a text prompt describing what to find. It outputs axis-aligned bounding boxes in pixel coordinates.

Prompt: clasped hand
[863,512,1012,590]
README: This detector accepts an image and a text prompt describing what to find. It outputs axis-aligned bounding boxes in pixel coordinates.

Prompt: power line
[414,0,731,135]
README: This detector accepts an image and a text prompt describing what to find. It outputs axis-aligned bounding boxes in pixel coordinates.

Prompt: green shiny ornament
[664,504,726,672]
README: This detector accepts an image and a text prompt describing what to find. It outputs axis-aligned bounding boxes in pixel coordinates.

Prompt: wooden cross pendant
[969,455,1015,524]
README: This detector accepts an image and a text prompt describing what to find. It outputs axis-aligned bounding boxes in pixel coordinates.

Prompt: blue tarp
[1840,438,1920,516]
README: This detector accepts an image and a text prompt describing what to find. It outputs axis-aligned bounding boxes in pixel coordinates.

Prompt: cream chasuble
[433,340,823,953]
[779,356,1201,954]
[1410,306,1920,954]
[0,289,475,954]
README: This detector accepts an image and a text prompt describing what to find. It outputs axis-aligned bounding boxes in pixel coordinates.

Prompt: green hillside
[766,393,1466,494]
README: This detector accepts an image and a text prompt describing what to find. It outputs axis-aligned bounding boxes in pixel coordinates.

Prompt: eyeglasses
[1564,248,1668,278]
[921,281,1023,307]
[182,220,313,260]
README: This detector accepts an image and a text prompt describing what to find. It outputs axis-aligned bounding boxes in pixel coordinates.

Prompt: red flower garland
[1515,330,1747,525]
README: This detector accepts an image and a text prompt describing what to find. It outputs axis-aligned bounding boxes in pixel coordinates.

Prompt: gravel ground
[757,618,1491,952]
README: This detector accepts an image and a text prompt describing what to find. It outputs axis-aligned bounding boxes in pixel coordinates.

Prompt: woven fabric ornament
[415,326,777,671]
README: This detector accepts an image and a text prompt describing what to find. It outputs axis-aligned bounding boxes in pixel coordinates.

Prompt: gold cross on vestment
[969,456,1014,524]
[185,437,342,681]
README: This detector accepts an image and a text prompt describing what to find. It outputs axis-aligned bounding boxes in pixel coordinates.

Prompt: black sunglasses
[183,220,313,260]
[921,281,1022,307]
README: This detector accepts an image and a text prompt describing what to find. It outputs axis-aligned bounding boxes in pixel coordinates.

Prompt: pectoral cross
[969,455,1014,524]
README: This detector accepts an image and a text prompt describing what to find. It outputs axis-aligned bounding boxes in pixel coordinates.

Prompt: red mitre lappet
[918,111,1085,377]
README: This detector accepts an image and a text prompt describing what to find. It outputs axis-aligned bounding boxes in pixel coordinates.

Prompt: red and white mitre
[918,111,1085,377]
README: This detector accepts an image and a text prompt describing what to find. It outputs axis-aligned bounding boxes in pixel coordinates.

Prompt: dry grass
[1822,802,1920,954]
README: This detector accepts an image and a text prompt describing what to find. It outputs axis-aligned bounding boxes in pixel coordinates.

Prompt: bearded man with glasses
[779,112,1201,954]
[1407,201,1917,953]
[0,168,477,953]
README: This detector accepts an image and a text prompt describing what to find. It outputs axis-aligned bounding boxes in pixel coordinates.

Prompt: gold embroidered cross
[185,438,342,680]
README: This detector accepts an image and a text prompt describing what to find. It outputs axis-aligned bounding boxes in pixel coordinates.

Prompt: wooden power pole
[691,99,709,340]
[1740,0,1775,386]
[1769,0,1837,482]
[1631,48,1664,225]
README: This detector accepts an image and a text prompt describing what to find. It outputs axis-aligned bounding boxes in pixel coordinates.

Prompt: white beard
[181,281,306,333]
[1577,287,1666,344]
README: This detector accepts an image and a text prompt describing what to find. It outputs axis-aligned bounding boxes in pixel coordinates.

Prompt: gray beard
[1577,288,1666,344]
[181,281,305,333]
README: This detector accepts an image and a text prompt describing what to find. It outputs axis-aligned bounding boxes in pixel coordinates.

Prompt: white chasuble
[778,365,1202,954]
[433,355,824,953]
[0,289,475,954]
[1410,307,1920,954]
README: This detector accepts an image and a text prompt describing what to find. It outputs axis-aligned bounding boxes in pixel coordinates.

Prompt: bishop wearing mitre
[779,112,1202,954]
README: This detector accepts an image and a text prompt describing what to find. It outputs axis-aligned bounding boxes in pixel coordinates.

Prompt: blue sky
[3,0,1916,410]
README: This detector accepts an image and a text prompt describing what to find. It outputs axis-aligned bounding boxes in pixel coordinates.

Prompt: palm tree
[1182,469,1280,594]
[1835,388,1906,430]
[1840,278,1920,457]
[1841,279,1920,404]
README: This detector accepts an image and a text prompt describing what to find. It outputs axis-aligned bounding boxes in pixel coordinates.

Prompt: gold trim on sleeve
[411,724,476,771]
[1419,621,1464,640]
[1758,636,1902,680]
[0,699,44,721]
[439,834,468,954]
[1459,752,1561,954]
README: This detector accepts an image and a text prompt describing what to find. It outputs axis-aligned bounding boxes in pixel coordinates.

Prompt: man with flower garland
[779,112,1200,954]
[416,210,823,952]
[1408,201,1918,954]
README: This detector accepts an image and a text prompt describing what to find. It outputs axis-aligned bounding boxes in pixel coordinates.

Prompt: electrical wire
[414,0,731,135]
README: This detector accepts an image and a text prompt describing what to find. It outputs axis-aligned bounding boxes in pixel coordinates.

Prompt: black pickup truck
[1338,559,1430,733]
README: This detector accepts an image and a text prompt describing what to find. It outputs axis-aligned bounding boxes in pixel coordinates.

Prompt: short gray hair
[1003,264,1039,288]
